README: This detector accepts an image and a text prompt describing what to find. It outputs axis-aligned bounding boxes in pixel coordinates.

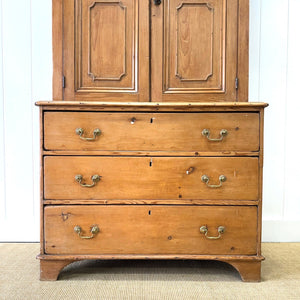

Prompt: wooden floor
[0,243,300,299]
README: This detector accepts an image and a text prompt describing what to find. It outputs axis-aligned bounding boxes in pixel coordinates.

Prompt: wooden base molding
[38,255,264,282]
[223,260,262,282]
[40,260,75,281]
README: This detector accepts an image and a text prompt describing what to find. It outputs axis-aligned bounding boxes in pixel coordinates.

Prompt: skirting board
[262,220,300,242]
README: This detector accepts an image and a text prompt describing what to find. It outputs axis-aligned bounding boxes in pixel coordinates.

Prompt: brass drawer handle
[201,175,226,188]
[200,226,225,240]
[202,129,228,141]
[75,174,101,188]
[74,225,99,239]
[75,128,101,141]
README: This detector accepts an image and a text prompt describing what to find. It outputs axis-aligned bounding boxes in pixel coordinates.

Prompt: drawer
[44,205,257,255]
[44,112,259,152]
[44,156,259,200]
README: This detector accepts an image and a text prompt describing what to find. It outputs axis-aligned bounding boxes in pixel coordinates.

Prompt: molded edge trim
[37,254,265,261]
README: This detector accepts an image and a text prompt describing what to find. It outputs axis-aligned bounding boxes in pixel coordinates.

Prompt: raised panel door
[54,0,248,102]
[151,0,239,102]
[62,0,149,101]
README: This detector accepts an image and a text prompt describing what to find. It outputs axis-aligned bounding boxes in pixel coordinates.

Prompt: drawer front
[44,156,259,200]
[44,205,257,255]
[44,112,259,152]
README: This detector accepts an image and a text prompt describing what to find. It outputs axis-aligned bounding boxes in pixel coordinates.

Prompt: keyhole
[150,118,154,123]
[148,210,151,215]
[149,158,153,167]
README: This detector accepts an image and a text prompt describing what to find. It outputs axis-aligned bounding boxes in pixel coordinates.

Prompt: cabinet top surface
[36,101,268,111]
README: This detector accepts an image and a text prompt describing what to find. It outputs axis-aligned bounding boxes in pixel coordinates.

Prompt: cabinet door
[58,0,149,101]
[151,0,240,102]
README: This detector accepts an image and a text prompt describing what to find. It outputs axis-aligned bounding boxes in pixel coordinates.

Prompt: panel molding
[88,1,127,81]
[74,0,137,93]
[164,0,227,94]
[175,2,213,82]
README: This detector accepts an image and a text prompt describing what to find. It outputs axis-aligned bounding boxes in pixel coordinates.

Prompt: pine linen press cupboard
[36,0,268,281]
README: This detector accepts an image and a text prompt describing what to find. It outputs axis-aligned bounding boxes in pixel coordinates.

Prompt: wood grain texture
[38,254,265,261]
[175,3,214,82]
[40,109,44,253]
[38,102,266,282]
[88,2,127,82]
[44,112,260,152]
[42,0,264,282]
[62,0,149,101]
[52,0,63,100]
[77,0,133,89]
[44,205,258,255]
[52,0,248,102]
[257,108,264,255]
[237,0,249,101]
[36,101,268,110]
[37,253,264,281]
[40,259,75,281]
[42,150,259,157]
[226,260,261,282]
[167,0,224,91]
[151,0,239,102]
[44,156,259,200]
[43,199,259,206]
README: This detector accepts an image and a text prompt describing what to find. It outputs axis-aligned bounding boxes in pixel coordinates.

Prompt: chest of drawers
[36,101,267,281]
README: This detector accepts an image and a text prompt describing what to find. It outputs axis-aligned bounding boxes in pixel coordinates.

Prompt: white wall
[0,0,52,241]
[249,0,300,241]
[0,0,299,242]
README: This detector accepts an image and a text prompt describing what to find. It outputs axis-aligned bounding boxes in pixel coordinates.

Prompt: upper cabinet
[53,0,249,102]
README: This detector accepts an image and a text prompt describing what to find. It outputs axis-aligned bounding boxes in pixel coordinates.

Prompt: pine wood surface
[40,260,74,281]
[52,0,63,100]
[62,0,149,101]
[151,0,238,102]
[37,254,265,261]
[43,150,259,157]
[53,0,249,102]
[44,156,259,201]
[36,101,268,111]
[237,0,249,101]
[44,112,259,152]
[38,103,266,281]
[37,253,263,282]
[43,199,259,206]
[40,0,266,282]
[44,205,257,255]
